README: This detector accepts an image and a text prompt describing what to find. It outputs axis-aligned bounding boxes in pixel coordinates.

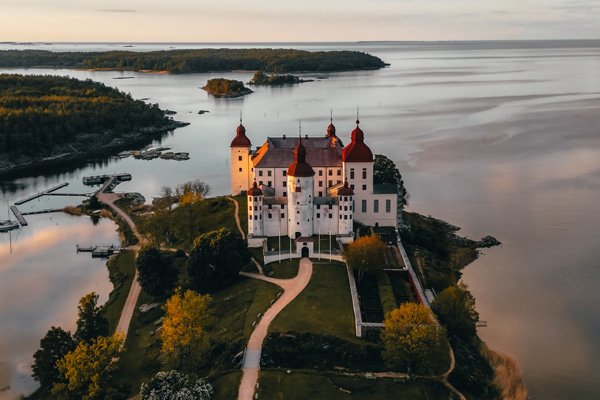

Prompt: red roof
[287,139,315,177]
[342,121,373,163]
[230,123,252,147]
[247,181,262,196]
[338,180,354,196]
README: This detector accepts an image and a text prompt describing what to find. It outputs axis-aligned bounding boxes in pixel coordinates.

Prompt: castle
[230,118,401,247]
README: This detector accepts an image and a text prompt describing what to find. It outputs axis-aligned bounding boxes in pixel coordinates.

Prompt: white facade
[231,147,252,196]
[287,175,315,238]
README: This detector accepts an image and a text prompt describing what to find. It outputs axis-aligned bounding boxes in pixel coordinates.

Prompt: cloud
[96,9,137,13]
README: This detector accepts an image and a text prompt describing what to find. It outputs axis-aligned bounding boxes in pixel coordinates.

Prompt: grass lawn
[211,371,242,399]
[267,259,299,279]
[267,236,295,252]
[271,261,356,342]
[101,250,137,334]
[115,277,280,397]
[258,369,450,400]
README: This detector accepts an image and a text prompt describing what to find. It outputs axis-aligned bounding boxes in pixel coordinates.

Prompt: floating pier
[14,182,69,205]
[82,173,131,186]
[10,206,28,226]
[76,244,122,258]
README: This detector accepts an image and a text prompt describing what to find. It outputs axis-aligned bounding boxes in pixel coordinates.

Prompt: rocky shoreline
[0,121,189,178]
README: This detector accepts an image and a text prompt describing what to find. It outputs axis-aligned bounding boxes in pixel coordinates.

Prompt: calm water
[1,41,599,399]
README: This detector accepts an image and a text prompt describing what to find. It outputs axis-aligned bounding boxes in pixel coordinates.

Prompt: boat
[0,220,19,232]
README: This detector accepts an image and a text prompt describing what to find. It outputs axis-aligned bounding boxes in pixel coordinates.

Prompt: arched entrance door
[301,246,309,258]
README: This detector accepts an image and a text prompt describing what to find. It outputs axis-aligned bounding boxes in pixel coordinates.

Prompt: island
[0,74,188,177]
[248,71,307,86]
[202,78,253,98]
[0,48,386,73]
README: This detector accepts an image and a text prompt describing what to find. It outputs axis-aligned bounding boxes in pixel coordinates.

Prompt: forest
[0,74,171,159]
[0,48,386,73]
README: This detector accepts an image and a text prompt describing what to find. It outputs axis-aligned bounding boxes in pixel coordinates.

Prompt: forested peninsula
[0,74,186,177]
[0,49,386,73]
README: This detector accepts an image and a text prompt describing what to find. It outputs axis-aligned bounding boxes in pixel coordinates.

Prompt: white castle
[230,118,401,248]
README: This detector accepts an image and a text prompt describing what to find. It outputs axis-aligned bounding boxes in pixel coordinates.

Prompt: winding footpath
[237,259,313,400]
[96,190,145,338]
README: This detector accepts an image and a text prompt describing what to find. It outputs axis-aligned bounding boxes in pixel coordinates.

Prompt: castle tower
[337,180,354,235]
[287,138,315,238]
[230,120,252,195]
[247,182,263,237]
[342,119,374,221]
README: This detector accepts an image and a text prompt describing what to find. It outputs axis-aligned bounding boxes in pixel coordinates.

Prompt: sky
[1,0,599,42]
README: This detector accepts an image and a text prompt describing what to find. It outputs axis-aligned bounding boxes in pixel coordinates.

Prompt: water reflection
[0,215,118,398]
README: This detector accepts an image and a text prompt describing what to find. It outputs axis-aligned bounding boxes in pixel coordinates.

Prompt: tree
[140,370,214,400]
[187,228,250,292]
[431,283,479,339]
[51,335,124,400]
[32,327,77,389]
[382,303,449,375]
[136,247,178,298]
[161,289,212,370]
[343,235,386,280]
[74,292,108,342]
[374,154,408,206]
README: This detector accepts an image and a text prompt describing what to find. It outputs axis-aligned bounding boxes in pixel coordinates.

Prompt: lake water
[1,41,599,399]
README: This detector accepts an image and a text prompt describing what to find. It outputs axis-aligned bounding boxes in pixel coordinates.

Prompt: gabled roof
[252,136,344,168]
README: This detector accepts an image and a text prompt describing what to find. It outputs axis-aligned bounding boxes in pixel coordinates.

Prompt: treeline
[249,71,301,85]
[202,78,252,97]
[0,74,170,158]
[0,48,386,73]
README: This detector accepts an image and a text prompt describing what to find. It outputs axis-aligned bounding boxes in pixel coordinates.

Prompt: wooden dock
[77,244,122,258]
[14,182,69,205]
[10,206,28,226]
[83,173,131,186]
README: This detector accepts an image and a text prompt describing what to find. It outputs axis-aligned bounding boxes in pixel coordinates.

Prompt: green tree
[374,154,408,206]
[140,370,214,400]
[51,335,124,400]
[74,292,109,342]
[136,247,178,298]
[343,235,386,281]
[431,283,479,339]
[32,327,77,389]
[187,228,250,292]
[161,289,212,370]
[382,303,449,375]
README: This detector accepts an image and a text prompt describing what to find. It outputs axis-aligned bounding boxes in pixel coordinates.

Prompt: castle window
[249,216,252,221]
[297,222,300,225]
[319,191,323,197]
[259,215,262,219]
[350,184,355,190]
[254,206,258,211]
[259,180,263,185]
[362,184,367,191]
[268,181,272,186]
[319,170,323,176]
[361,200,367,213]
[344,215,348,220]
[283,170,287,176]
[283,181,287,187]
[268,213,272,219]
[337,180,341,184]
[344,206,348,211]
[374,199,379,213]
[362,168,367,179]
[328,170,333,176]
[281,213,285,218]
[350,168,355,179]
[254,215,258,220]
[249,206,252,211]
[268,204,272,209]
[328,180,332,187]
[259,170,263,177]
[350,215,352,219]
[281,204,285,209]
[328,204,333,209]
[268,170,272,177]
[317,205,320,209]
[297,210,299,214]
[337,170,341,176]
[283,192,287,197]
[317,213,320,218]
[239,167,242,172]
[386,199,391,213]
[329,214,333,219]
[319,181,323,187]
[238,156,242,161]
[295,187,301,193]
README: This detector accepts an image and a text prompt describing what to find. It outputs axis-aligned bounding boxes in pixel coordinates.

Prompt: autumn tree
[187,228,250,292]
[74,292,108,342]
[161,289,212,370]
[140,370,214,400]
[51,335,124,400]
[382,303,449,375]
[374,154,408,206]
[136,247,178,298]
[431,283,479,339]
[32,327,77,389]
[343,235,386,280]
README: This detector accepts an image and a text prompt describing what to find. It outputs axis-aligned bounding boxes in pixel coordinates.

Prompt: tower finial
[240,110,243,125]
[298,120,302,139]
[330,109,333,124]
[356,106,360,125]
